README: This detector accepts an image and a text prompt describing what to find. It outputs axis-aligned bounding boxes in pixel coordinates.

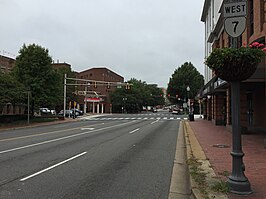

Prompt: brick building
[76,67,124,114]
[0,54,15,73]
[201,0,266,133]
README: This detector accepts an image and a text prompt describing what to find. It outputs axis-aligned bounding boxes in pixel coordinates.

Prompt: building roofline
[0,54,16,61]
[78,67,124,79]
[201,0,211,22]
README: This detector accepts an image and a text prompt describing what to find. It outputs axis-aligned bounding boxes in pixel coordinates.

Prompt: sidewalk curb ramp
[184,121,228,199]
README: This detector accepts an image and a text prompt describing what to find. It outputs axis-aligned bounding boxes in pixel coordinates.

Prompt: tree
[12,44,61,114]
[167,62,204,104]
[110,78,164,113]
[0,71,26,104]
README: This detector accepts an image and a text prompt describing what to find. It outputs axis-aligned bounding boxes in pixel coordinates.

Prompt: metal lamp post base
[228,176,252,195]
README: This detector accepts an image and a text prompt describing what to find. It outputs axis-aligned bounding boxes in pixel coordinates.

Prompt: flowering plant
[205,42,266,82]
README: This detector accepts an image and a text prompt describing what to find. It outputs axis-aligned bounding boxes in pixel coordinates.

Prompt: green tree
[12,44,61,113]
[167,62,204,104]
[0,71,26,104]
[110,78,164,113]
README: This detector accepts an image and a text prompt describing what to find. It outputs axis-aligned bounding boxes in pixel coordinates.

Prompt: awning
[198,76,228,98]
[201,76,218,97]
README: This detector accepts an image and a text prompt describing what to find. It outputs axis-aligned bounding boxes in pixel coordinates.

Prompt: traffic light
[126,83,131,90]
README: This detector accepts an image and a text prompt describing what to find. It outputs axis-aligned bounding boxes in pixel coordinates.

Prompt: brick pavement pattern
[188,119,266,199]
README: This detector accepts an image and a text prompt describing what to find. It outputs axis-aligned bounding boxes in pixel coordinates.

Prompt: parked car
[58,110,74,117]
[50,109,56,115]
[71,108,83,116]
[40,108,51,114]
[152,107,157,113]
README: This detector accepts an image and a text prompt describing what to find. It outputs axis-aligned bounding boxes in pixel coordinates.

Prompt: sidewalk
[186,118,266,199]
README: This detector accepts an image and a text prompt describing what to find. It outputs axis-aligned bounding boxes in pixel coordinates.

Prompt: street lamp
[187,86,190,115]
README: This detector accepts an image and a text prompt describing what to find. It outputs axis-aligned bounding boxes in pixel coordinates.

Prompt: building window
[249,0,254,36]
[90,73,92,77]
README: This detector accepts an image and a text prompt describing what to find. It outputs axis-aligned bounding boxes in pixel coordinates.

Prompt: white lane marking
[81,128,95,130]
[144,117,148,120]
[0,124,101,143]
[129,128,140,134]
[177,118,181,120]
[151,119,160,124]
[163,117,167,120]
[170,117,174,120]
[0,120,137,154]
[20,152,87,181]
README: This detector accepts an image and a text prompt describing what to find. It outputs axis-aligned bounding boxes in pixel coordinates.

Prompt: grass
[187,157,209,197]
[0,117,59,128]
[187,157,230,198]
[211,181,229,193]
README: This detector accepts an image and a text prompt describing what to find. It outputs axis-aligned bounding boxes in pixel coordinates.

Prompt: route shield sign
[224,16,246,38]
[223,0,247,38]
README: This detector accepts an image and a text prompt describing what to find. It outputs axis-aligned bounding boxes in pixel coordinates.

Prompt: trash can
[189,113,194,121]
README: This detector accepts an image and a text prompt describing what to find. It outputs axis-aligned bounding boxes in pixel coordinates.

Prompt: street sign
[224,16,246,38]
[223,1,247,18]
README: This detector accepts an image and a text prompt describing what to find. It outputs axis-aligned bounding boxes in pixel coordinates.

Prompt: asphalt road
[0,111,185,199]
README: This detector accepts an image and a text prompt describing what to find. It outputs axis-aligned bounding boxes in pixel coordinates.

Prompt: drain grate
[212,144,230,148]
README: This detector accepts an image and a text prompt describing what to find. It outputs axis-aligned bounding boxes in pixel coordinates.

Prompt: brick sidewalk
[188,119,266,199]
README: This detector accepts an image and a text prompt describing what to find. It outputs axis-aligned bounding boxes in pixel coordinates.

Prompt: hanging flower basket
[205,42,266,82]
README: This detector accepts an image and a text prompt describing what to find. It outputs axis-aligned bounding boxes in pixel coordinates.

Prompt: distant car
[50,109,56,115]
[152,107,157,113]
[58,110,73,117]
[172,108,180,115]
[40,108,51,114]
[71,108,83,116]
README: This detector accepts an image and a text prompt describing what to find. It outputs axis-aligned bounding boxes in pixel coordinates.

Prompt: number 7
[232,21,239,34]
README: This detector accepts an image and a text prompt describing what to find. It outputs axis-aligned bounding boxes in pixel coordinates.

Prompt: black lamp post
[227,81,252,194]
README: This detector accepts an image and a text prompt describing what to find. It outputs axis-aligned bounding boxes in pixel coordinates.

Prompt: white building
[201,0,223,84]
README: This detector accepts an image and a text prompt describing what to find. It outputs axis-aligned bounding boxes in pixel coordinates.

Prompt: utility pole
[63,74,67,118]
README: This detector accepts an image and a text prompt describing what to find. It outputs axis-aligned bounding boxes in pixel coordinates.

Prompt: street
[0,111,186,199]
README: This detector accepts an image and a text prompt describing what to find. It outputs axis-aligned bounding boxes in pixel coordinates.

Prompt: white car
[40,108,51,114]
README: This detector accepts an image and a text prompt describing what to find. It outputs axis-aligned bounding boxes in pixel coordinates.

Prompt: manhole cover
[212,144,230,148]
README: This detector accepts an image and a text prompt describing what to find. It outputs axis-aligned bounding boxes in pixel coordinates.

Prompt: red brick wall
[77,67,124,113]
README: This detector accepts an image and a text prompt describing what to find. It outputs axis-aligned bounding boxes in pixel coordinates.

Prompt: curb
[168,122,192,199]
[184,121,228,199]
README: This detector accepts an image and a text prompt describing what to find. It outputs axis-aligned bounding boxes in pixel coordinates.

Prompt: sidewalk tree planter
[205,42,266,82]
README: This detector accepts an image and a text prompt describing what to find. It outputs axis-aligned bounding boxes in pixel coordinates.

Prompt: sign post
[223,0,252,195]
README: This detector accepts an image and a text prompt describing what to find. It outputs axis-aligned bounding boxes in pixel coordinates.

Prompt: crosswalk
[80,116,186,121]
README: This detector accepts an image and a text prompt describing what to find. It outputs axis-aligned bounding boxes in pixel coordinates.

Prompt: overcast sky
[1,0,205,88]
